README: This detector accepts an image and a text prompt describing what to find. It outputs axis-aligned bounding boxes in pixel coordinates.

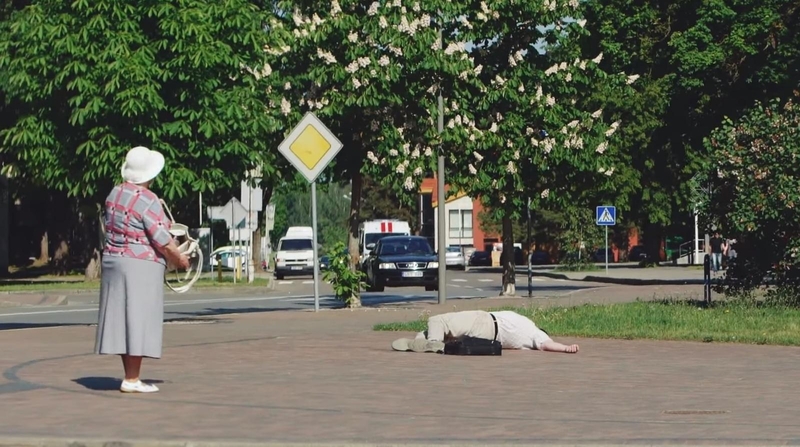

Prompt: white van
[274,226,314,280]
[358,219,411,267]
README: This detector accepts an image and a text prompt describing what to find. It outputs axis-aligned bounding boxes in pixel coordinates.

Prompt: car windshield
[447,247,461,253]
[365,232,407,247]
[379,238,433,255]
[280,239,312,250]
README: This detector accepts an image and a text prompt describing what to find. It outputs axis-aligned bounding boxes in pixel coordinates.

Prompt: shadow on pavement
[73,377,165,391]
[0,322,92,331]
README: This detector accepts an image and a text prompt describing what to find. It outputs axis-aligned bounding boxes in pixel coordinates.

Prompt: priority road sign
[277,112,343,313]
[596,206,616,226]
[278,112,343,184]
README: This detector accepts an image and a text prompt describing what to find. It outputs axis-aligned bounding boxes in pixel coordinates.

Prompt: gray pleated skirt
[94,256,165,359]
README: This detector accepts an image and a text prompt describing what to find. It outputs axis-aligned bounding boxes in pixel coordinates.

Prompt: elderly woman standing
[95,146,190,393]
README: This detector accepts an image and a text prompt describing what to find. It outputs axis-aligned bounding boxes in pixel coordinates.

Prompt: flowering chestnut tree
[250,0,484,305]
[256,0,480,305]
[704,97,800,300]
[433,3,640,294]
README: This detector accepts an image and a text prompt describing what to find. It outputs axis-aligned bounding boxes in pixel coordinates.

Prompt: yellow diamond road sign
[278,112,343,184]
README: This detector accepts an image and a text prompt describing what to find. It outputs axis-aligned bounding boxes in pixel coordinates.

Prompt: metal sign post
[311,182,321,312]
[596,205,616,275]
[277,112,343,312]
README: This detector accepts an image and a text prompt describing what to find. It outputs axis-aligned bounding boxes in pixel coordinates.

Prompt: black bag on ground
[443,313,502,356]
[443,336,502,356]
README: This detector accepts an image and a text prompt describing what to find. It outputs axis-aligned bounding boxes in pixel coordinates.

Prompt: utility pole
[436,14,446,304]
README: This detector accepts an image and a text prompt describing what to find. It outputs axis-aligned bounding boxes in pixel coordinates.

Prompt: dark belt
[490,312,498,342]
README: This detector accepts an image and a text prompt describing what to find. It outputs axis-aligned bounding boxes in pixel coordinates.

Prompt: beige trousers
[423,310,495,342]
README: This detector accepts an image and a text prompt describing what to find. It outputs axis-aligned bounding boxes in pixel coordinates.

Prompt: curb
[0,439,782,447]
[531,271,705,286]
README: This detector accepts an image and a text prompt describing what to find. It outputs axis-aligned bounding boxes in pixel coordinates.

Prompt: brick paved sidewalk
[0,285,798,446]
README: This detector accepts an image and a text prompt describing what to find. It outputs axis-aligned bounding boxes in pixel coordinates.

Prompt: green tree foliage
[705,97,800,299]
[581,0,800,258]
[0,0,282,201]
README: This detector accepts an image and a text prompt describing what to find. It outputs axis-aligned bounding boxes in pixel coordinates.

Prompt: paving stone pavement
[0,285,798,446]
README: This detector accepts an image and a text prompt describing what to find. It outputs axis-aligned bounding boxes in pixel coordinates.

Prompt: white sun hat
[121,146,165,184]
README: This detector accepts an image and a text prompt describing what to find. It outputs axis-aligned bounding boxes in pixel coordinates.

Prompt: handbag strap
[489,313,498,342]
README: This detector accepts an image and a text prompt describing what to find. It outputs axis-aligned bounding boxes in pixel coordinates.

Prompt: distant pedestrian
[94,146,190,394]
[391,310,579,354]
[709,232,727,272]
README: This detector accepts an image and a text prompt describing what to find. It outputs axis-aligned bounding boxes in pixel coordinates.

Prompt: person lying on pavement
[391,310,579,354]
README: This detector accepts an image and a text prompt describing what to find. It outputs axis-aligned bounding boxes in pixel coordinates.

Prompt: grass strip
[373,300,800,346]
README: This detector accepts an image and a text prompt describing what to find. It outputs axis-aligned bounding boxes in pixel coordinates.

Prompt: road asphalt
[0,269,600,330]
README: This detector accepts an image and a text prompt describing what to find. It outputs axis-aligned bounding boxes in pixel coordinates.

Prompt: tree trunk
[84,203,105,281]
[84,248,101,281]
[644,221,663,265]
[36,230,49,265]
[347,170,363,308]
[252,230,262,272]
[501,214,516,296]
[53,240,69,276]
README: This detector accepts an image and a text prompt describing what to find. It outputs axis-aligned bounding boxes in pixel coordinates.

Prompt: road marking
[302,280,314,284]
[278,281,294,285]
[475,288,483,292]
[451,279,467,282]
[450,284,461,288]
[478,279,494,282]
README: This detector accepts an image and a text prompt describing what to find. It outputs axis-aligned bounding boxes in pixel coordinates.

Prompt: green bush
[321,242,365,307]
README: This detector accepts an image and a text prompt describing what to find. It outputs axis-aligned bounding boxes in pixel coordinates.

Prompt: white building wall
[433,195,474,249]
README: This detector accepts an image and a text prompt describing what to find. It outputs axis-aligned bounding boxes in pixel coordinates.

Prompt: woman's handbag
[160,200,204,293]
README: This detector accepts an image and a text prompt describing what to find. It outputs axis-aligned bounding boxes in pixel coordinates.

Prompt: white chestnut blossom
[316,48,337,64]
[541,189,550,199]
[469,164,478,175]
[473,151,484,161]
[331,0,342,16]
[596,141,608,154]
[367,2,379,15]
[591,108,603,118]
[348,31,358,43]
[280,97,291,115]
[592,52,603,64]
[627,74,640,85]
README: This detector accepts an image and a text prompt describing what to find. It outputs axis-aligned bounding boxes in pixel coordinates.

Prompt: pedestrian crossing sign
[596,206,616,226]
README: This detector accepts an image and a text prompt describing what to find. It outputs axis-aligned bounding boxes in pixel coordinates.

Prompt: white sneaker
[391,337,444,353]
[120,380,159,393]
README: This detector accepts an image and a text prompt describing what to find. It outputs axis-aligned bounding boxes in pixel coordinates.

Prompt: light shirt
[490,310,552,350]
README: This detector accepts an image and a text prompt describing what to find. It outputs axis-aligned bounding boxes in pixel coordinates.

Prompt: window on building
[448,209,473,239]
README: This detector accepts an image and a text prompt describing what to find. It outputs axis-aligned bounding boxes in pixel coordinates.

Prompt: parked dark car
[627,245,647,262]
[364,236,439,292]
[593,248,614,263]
[319,255,330,270]
[468,250,492,266]
[528,250,551,265]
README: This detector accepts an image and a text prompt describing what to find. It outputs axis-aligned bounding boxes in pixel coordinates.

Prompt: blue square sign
[596,206,616,226]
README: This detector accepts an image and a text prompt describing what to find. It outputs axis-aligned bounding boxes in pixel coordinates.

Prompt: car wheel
[275,273,284,280]
[425,285,438,291]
